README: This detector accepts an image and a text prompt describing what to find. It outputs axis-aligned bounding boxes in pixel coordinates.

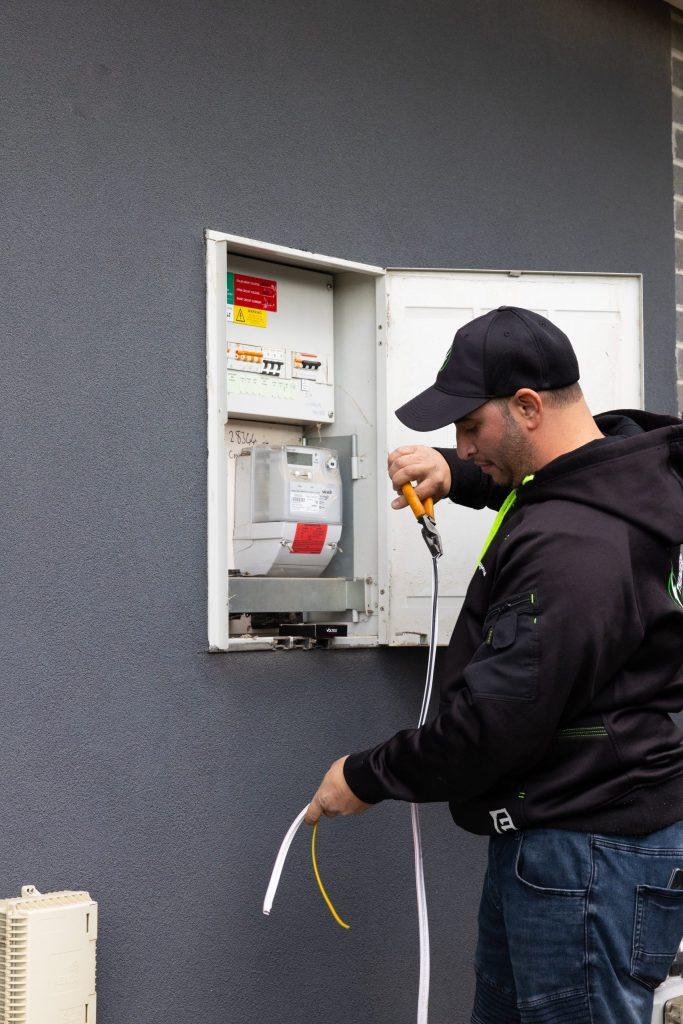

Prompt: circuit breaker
[233,445,342,577]
[226,255,335,426]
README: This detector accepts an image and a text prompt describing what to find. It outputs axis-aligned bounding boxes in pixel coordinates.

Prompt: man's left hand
[304,755,373,825]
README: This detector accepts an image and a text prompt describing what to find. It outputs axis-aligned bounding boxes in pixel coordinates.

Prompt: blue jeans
[471,822,683,1024]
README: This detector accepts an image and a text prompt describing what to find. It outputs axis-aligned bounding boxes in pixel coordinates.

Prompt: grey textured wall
[0,1,676,1022]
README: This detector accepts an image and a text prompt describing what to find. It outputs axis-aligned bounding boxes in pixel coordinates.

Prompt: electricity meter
[233,445,342,577]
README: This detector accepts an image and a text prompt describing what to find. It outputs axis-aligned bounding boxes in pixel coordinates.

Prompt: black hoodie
[343,410,683,836]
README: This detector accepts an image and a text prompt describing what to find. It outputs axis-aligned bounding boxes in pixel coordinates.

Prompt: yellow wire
[311,822,350,929]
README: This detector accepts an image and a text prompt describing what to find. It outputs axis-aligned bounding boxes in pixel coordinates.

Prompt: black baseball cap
[395,306,580,431]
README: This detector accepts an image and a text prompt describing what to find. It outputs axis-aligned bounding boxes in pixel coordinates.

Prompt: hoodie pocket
[466,591,540,701]
[630,884,683,990]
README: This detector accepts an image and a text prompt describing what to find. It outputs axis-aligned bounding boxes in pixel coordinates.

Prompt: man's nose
[455,431,476,462]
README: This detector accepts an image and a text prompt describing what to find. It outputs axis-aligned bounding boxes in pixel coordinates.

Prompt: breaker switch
[258,349,285,377]
[292,350,325,381]
[236,348,263,363]
[295,352,321,371]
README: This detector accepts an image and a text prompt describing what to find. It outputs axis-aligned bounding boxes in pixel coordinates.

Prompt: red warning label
[234,274,278,312]
[291,523,328,554]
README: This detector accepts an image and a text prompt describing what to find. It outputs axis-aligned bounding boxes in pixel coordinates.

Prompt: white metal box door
[383,270,642,647]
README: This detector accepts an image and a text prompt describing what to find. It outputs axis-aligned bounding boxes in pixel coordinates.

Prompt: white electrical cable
[411,553,439,1024]
[263,554,440,1024]
[263,805,309,916]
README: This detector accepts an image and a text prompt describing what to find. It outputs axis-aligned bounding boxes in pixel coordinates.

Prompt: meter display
[286,452,313,466]
[232,446,342,577]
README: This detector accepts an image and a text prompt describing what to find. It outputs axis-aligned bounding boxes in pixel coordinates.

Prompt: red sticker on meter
[291,523,328,554]
[234,274,278,312]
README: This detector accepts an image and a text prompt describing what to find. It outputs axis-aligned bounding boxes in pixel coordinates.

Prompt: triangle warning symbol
[235,307,246,323]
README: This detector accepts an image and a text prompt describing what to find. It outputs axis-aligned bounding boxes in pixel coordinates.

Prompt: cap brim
[395,385,487,431]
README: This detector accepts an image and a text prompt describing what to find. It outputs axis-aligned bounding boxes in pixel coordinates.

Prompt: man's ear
[513,389,542,426]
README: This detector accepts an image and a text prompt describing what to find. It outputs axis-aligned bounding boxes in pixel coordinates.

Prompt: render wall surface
[672,9,683,413]
[0,2,677,1022]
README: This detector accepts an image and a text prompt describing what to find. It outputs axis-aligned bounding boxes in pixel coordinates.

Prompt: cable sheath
[412,554,438,1024]
[263,805,309,916]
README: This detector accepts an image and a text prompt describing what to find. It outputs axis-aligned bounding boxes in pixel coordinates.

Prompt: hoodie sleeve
[432,447,511,511]
[343,520,644,805]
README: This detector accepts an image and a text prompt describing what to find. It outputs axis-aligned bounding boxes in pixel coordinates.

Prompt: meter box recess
[206,229,643,652]
[207,228,389,653]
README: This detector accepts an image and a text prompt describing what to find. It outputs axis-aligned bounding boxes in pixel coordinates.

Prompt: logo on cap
[438,343,453,373]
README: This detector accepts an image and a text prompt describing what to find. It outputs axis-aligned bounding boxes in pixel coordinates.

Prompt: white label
[228,371,298,400]
[226,304,234,322]
[289,482,333,515]
[291,491,322,513]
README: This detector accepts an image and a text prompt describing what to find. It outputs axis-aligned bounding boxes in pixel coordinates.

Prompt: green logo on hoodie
[668,547,683,609]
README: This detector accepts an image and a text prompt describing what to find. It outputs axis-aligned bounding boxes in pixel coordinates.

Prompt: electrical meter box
[207,229,643,651]
[233,444,342,578]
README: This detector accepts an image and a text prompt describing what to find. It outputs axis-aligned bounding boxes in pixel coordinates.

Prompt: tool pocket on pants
[465,591,539,702]
[630,884,683,989]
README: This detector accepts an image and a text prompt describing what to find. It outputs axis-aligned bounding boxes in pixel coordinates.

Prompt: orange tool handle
[401,483,425,518]
[401,484,436,520]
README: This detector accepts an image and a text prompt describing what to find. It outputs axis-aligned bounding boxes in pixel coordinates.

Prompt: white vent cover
[0,884,97,1024]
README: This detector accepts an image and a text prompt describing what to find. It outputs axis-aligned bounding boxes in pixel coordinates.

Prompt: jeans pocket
[630,884,683,990]
[514,831,590,896]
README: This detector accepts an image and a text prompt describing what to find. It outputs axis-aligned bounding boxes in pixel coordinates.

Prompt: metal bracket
[228,576,368,614]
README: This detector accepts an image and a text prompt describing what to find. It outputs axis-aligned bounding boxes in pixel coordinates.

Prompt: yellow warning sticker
[234,305,267,328]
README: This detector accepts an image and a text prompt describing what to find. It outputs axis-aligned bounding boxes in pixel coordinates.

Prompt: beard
[496,415,535,488]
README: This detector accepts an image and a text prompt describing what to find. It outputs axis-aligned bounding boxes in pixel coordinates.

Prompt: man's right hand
[387,445,452,510]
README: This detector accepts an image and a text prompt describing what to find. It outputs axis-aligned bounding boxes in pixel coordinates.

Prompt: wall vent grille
[0,885,97,1024]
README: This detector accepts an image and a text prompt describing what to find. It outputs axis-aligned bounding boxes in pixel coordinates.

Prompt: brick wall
[672,10,683,414]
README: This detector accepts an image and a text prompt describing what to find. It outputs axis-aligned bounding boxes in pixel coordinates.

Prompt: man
[305,306,683,1023]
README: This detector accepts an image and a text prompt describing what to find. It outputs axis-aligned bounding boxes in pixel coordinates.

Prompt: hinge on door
[508,270,522,278]
[351,434,361,480]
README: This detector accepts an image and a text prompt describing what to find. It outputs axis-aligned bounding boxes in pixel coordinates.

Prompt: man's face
[455,400,534,489]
